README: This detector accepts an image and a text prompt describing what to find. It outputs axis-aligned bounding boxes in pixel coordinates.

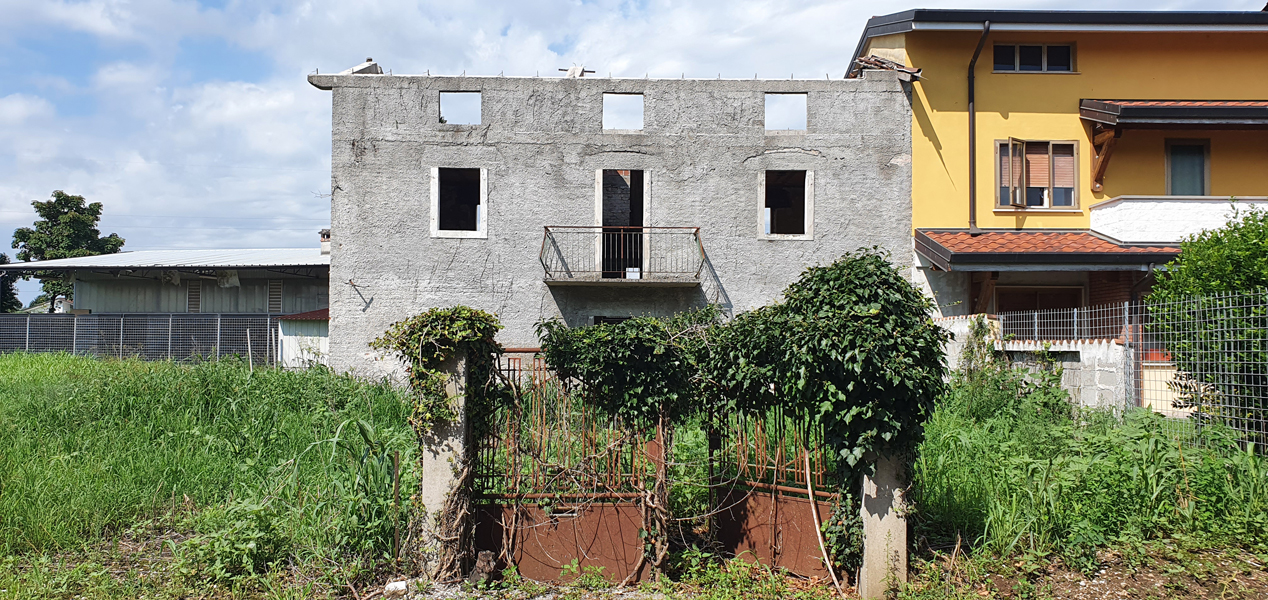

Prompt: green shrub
[175,499,288,582]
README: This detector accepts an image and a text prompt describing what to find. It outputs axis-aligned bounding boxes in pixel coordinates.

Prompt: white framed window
[758,170,814,240]
[430,167,487,239]
[996,140,1078,209]
[993,44,1074,73]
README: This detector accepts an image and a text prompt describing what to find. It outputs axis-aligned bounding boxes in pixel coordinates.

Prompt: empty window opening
[765,93,807,131]
[603,93,644,130]
[998,140,1076,208]
[601,169,644,278]
[438,168,482,231]
[439,92,481,124]
[764,170,807,235]
[1167,141,1208,196]
[993,44,1073,72]
[593,316,631,325]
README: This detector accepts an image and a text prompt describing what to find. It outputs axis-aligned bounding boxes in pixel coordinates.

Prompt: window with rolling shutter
[267,280,283,313]
[188,281,201,313]
[997,140,1078,209]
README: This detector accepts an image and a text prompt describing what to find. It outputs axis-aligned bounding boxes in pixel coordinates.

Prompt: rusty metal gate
[472,352,836,582]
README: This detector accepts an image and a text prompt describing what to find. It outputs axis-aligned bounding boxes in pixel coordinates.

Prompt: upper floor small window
[997,140,1077,209]
[993,44,1073,73]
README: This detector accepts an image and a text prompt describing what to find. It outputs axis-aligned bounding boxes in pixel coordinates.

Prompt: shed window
[993,44,1074,72]
[998,140,1077,209]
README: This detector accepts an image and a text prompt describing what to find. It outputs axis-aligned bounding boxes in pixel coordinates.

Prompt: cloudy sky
[0,0,1261,303]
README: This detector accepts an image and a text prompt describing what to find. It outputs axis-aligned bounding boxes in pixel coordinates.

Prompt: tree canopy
[10,191,124,304]
[1151,206,1268,301]
[0,254,21,313]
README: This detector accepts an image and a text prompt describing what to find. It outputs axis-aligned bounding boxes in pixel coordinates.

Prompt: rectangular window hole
[438,168,481,231]
[765,170,806,235]
[765,93,807,131]
[439,92,481,125]
[603,93,644,130]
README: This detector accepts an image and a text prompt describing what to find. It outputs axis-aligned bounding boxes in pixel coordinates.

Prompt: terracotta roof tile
[278,308,329,321]
[923,231,1178,254]
[1098,100,1268,109]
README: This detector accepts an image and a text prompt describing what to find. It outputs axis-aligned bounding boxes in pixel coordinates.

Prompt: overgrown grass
[0,352,416,588]
[912,351,1268,571]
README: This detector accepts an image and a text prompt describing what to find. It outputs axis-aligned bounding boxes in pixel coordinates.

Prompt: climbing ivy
[536,307,717,427]
[701,249,950,471]
[369,305,503,434]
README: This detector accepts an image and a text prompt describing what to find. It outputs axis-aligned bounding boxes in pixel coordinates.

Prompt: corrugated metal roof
[0,248,329,270]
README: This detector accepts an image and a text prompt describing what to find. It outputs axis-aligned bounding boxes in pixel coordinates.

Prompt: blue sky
[0,0,1262,304]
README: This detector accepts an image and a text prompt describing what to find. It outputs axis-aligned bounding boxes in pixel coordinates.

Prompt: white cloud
[0,93,55,126]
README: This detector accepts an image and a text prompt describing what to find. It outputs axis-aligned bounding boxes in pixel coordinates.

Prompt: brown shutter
[1052,143,1075,188]
[1025,142,1051,188]
[187,281,201,313]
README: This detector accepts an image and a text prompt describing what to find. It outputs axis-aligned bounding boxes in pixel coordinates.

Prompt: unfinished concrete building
[308,62,914,375]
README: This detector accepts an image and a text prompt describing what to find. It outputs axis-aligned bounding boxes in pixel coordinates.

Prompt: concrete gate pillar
[858,453,907,599]
[416,352,469,518]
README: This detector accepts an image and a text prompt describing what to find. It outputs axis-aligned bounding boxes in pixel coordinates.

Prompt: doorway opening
[601,169,644,279]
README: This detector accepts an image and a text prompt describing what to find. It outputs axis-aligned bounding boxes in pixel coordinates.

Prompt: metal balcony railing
[540,226,705,284]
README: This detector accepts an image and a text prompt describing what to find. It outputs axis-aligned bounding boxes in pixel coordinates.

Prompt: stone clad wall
[310,69,913,376]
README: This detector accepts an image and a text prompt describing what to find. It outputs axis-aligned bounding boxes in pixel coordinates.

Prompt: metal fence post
[216,314,221,360]
[1033,311,1038,341]
[24,313,30,351]
[72,314,78,354]
[1073,307,1078,340]
[119,315,125,359]
[167,314,173,360]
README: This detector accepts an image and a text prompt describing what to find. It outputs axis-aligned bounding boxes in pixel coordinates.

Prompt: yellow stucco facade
[864,30,1268,231]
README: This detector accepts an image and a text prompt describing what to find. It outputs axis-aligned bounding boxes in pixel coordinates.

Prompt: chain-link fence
[998,289,1268,449]
[0,313,279,366]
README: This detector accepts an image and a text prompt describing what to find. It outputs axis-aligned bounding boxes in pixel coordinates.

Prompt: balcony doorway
[601,169,644,279]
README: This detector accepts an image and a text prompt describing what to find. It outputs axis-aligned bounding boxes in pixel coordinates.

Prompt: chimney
[320,229,331,255]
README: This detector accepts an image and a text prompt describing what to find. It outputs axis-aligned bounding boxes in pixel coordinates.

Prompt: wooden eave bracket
[1091,124,1121,193]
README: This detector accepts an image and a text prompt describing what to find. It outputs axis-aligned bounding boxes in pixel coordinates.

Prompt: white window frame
[994,140,1080,211]
[757,170,814,240]
[430,166,488,239]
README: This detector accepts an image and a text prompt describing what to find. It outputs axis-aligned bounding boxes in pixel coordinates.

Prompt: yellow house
[849,9,1268,317]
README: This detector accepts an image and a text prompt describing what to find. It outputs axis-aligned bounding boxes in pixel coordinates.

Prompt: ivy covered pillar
[417,351,468,518]
[858,453,907,600]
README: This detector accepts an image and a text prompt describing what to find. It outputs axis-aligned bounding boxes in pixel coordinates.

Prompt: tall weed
[913,331,1268,569]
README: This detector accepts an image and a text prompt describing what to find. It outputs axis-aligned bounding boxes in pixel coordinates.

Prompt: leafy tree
[1149,207,1268,445]
[1151,206,1268,299]
[11,190,124,309]
[0,253,21,313]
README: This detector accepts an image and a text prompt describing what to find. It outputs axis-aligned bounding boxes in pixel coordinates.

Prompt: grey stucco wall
[311,69,913,376]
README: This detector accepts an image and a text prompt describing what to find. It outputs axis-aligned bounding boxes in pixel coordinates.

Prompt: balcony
[540,226,705,286]
[1091,195,1268,244]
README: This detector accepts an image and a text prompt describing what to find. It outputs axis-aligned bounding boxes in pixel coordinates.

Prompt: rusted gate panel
[474,503,650,582]
[716,489,833,579]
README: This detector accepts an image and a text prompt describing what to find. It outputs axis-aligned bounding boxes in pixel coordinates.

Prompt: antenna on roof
[559,65,595,78]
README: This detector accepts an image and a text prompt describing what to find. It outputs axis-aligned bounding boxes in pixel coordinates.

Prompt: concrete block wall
[309,69,914,376]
